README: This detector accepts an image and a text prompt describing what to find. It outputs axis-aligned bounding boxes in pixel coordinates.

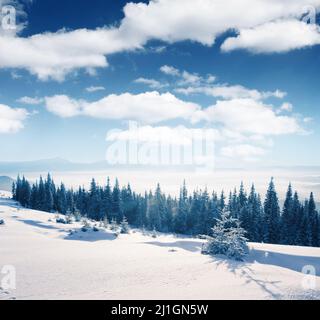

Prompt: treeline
[12,174,320,247]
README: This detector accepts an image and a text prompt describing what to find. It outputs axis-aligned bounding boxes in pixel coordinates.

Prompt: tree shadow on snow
[145,240,203,252]
[246,248,320,275]
[0,199,20,208]
[64,229,117,242]
[208,256,283,299]
[208,247,320,299]
[18,219,60,230]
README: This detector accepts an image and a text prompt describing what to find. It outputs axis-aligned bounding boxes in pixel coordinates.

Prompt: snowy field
[0,193,320,300]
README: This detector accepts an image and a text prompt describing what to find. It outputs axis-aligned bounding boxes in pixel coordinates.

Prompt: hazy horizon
[2,167,319,201]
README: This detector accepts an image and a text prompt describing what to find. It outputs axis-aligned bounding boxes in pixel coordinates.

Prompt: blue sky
[0,0,320,167]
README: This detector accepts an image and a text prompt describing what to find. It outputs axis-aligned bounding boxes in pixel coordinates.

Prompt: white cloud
[160,65,180,76]
[206,75,216,83]
[107,124,219,146]
[45,89,305,138]
[134,77,167,89]
[221,20,320,53]
[2,0,320,80]
[121,0,320,46]
[204,98,302,135]
[278,102,293,113]
[178,71,202,86]
[85,86,105,93]
[176,84,286,100]
[45,95,82,118]
[221,144,266,161]
[10,71,22,79]
[45,91,202,124]
[0,103,29,133]
[303,117,313,123]
[160,65,214,87]
[0,28,127,81]
[17,96,43,105]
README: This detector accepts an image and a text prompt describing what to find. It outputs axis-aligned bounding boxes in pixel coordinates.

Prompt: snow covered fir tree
[203,211,248,261]
[12,174,320,248]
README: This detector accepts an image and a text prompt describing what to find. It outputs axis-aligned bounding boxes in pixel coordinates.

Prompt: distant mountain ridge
[0,158,111,173]
[1,158,320,174]
[0,176,14,192]
[0,158,217,173]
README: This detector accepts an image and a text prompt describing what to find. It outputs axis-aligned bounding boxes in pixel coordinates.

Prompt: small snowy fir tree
[81,219,91,232]
[151,228,157,238]
[110,218,118,231]
[120,217,130,234]
[103,217,109,228]
[65,214,73,224]
[204,211,248,261]
[0,219,5,225]
[73,210,82,222]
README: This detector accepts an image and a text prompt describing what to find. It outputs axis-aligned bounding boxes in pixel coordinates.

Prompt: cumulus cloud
[0,103,29,133]
[278,102,293,113]
[221,20,320,53]
[120,0,320,46]
[85,86,105,93]
[160,65,215,87]
[134,77,168,89]
[2,0,320,80]
[43,87,308,162]
[176,84,286,100]
[0,28,138,81]
[17,96,43,105]
[204,98,302,135]
[45,91,202,124]
[160,65,180,76]
[45,95,82,118]
[45,90,304,138]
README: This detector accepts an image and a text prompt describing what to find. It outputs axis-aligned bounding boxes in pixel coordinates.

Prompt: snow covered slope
[0,197,319,300]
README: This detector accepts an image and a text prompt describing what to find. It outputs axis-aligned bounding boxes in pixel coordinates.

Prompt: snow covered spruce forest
[12,174,320,248]
[1,175,320,300]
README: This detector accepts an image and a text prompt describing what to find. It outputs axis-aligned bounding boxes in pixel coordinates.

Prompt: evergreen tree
[120,217,130,234]
[238,183,253,241]
[174,181,189,234]
[12,182,16,200]
[292,191,302,245]
[204,211,248,261]
[163,196,174,233]
[111,179,121,222]
[247,184,263,242]
[57,183,67,214]
[101,177,112,220]
[121,184,136,224]
[263,178,280,244]
[307,193,319,247]
[218,191,226,214]
[88,179,101,220]
[298,201,310,246]
[280,184,295,245]
[37,176,46,211]
[147,184,165,231]
[44,173,54,212]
